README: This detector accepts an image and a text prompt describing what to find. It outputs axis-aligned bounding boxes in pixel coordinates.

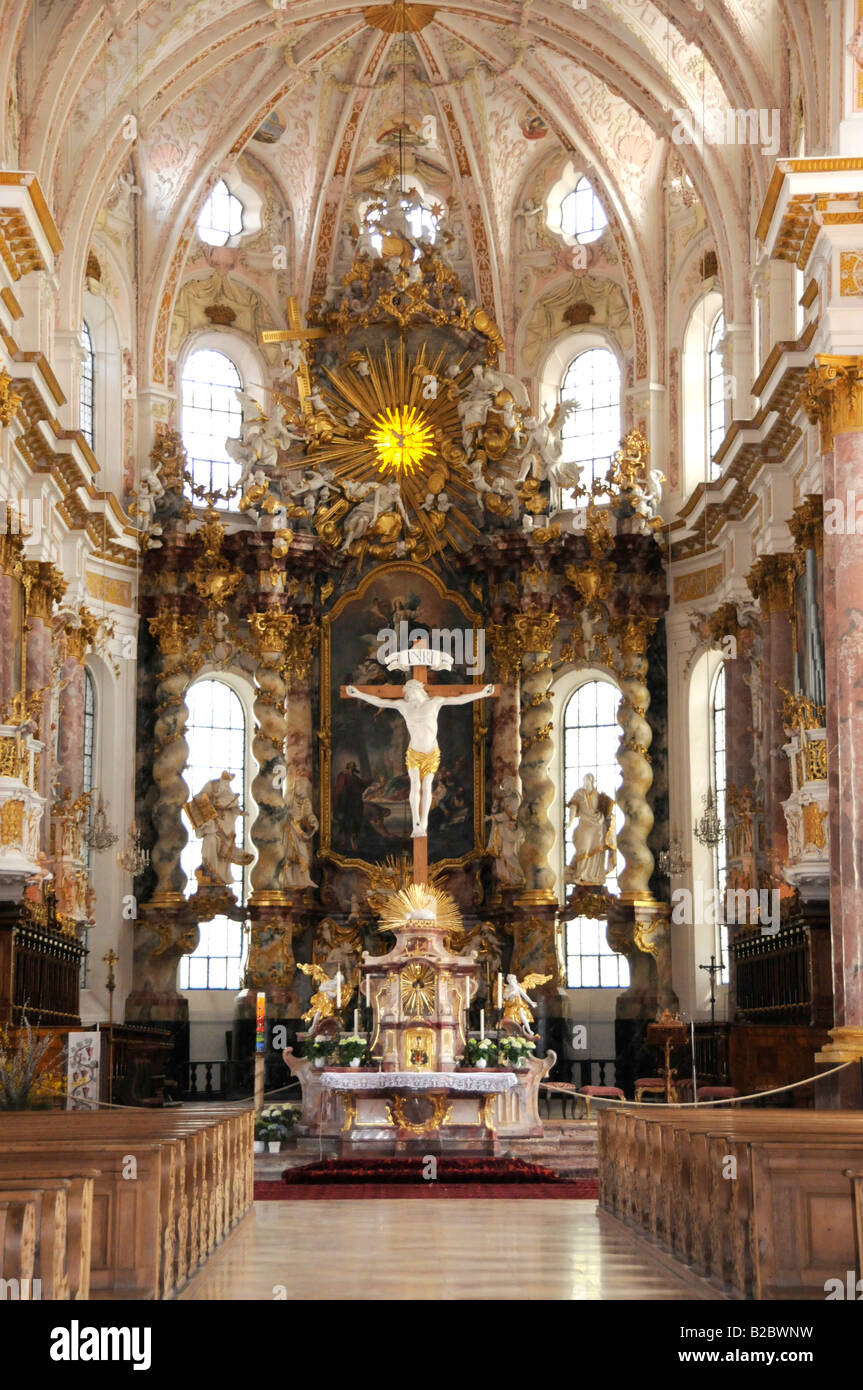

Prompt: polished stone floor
[178,1199,717,1301]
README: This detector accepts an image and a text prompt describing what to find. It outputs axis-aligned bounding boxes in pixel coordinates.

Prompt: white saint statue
[187,771,254,889]
[484,777,524,888]
[566,773,616,886]
[344,679,494,836]
[283,776,319,891]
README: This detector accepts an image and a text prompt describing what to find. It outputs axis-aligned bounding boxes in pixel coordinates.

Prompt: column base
[814,1026,863,1064]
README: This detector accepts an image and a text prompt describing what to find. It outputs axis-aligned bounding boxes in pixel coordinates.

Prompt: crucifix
[699,954,724,1027]
[341,641,498,885]
[260,296,326,420]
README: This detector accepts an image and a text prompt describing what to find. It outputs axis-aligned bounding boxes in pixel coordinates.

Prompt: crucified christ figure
[344,678,494,838]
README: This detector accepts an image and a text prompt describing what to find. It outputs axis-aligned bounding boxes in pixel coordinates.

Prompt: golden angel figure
[299,961,349,1032]
[501,971,552,1034]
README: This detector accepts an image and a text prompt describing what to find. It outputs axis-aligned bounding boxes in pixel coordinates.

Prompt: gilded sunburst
[367,404,436,476]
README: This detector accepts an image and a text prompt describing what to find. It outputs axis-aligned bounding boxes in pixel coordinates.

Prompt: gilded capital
[513,608,559,655]
[788,494,824,558]
[148,608,197,656]
[283,623,318,685]
[486,620,524,682]
[62,605,99,663]
[23,561,67,620]
[798,355,863,452]
[250,609,298,656]
[747,553,798,615]
[614,613,658,658]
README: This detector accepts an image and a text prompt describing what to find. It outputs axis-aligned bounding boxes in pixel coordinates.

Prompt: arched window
[197,179,244,247]
[80,321,94,448]
[562,680,629,988]
[181,348,243,502]
[707,311,726,471]
[558,347,621,495]
[711,665,729,982]
[560,176,608,244]
[179,679,249,991]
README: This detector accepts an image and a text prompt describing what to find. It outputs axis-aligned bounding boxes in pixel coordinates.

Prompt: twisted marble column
[615,617,657,903]
[515,611,559,903]
[248,613,292,905]
[147,613,197,906]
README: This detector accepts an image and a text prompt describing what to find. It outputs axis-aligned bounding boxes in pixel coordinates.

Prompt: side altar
[282,642,554,1151]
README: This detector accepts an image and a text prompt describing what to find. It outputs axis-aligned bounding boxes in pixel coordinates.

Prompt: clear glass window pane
[179,681,249,991]
[560,177,608,244]
[711,665,729,982]
[564,680,629,990]
[197,179,244,247]
[80,321,94,449]
[559,348,621,496]
[181,348,243,504]
[708,312,726,474]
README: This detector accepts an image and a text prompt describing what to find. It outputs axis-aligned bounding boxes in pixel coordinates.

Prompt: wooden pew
[0,1107,253,1298]
[0,1197,36,1295]
[598,1106,863,1299]
[0,1179,70,1299]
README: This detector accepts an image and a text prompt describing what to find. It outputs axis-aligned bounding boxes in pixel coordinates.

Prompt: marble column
[248,614,292,906]
[284,622,317,782]
[57,655,85,801]
[485,618,525,904]
[514,610,558,904]
[747,554,796,881]
[615,615,656,904]
[806,357,863,1075]
[145,611,196,908]
[24,605,54,853]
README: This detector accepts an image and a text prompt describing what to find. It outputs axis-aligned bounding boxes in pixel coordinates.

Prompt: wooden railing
[181,1056,290,1102]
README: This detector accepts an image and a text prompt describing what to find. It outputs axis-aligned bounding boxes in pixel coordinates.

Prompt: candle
[496,972,503,1010]
[365,976,370,1007]
[480,1008,485,1041]
[336,977,341,1010]
[353,1008,359,1034]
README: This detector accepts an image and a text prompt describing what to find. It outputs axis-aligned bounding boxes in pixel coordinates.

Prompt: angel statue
[298,962,349,1032]
[501,972,552,1035]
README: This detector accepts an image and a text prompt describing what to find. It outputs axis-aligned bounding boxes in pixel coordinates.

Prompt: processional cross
[260,296,326,419]
[341,641,498,884]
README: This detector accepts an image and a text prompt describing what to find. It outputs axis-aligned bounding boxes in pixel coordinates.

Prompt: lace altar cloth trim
[321,1071,519,1094]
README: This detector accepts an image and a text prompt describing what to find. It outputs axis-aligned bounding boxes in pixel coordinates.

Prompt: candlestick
[480,1008,485,1041]
[496,971,503,1010]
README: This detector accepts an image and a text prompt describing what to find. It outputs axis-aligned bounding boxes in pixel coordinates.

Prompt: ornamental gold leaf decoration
[400,961,436,1016]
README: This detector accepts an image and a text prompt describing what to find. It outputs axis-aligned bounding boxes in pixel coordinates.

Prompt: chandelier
[117,821,150,876]
[693,788,724,848]
[84,792,119,852]
[658,835,690,876]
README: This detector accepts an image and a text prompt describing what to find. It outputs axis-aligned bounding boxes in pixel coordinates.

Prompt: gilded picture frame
[319,561,485,874]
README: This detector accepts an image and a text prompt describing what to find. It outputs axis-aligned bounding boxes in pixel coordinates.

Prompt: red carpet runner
[253,1156,598,1200]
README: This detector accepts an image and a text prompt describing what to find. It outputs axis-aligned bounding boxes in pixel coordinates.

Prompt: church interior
[1,0,863,1318]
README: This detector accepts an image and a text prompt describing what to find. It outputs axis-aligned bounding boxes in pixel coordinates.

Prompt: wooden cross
[340,642,498,885]
[260,296,326,419]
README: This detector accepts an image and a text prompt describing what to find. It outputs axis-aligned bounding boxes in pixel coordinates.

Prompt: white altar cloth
[321,1070,518,1094]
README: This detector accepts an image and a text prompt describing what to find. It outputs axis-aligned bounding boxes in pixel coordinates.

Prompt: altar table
[321,1070,518,1137]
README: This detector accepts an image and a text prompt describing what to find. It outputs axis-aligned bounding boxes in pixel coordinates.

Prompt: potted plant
[463,1037,498,1069]
[498,1036,536,1069]
[253,1114,271,1153]
[0,1017,67,1111]
[306,1037,335,1069]
[338,1035,368,1069]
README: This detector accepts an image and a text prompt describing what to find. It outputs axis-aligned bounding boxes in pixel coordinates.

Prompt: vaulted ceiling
[2,0,826,379]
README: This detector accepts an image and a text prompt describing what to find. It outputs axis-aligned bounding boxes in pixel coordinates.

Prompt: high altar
[284,879,553,1148]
